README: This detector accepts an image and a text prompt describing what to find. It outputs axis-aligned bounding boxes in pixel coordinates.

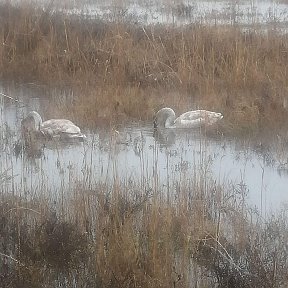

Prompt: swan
[21,111,86,142]
[154,107,223,129]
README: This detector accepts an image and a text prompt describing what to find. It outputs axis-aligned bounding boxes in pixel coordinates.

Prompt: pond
[1,83,288,218]
[57,0,288,29]
[5,0,288,28]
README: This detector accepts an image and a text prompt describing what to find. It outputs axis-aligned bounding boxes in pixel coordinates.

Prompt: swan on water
[154,107,223,129]
[21,111,86,142]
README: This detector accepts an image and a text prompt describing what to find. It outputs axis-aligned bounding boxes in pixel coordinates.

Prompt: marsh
[1,0,288,286]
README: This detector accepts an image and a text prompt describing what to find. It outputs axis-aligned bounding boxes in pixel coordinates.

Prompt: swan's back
[154,108,223,129]
[175,110,222,126]
[178,110,222,120]
[41,119,84,139]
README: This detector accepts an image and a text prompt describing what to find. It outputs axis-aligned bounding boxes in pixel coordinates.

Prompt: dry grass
[1,170,288,287]
[1,111,288,286]
[2,3,288,286]
[1,2,288,132]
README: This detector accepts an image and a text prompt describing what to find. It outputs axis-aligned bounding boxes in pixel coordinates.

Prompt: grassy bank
[1,2,288,132]
[1,167,288,287]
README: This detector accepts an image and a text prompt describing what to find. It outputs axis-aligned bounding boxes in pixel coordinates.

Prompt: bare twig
[0,252,24,266]
[4,207,42,216]
[0,92,19,102]
[201,233,249,276]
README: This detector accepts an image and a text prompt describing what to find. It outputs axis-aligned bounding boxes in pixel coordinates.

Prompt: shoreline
[1,2,288,134]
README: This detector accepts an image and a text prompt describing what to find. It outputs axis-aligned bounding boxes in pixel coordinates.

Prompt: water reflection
[1,83,288,217]
[153,128,176,147]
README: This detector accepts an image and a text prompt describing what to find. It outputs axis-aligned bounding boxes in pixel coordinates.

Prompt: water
[54,0,288,28]
[1,83,288,217]
[4,0,288,28]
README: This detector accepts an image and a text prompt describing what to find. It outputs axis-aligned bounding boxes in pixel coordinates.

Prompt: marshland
[1,0,288,287]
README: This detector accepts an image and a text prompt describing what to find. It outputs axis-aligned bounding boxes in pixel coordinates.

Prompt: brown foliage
[1,2,288,131]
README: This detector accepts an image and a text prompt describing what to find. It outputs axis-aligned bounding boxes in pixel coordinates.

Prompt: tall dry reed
[1,2,288,132]
[1,166,288,287]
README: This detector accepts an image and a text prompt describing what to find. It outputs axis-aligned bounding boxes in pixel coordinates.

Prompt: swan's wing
[178,110,206,121]
[175,117,204,128]
[41,119,81,136]
[173,110,206,128]
[179,110,223,122]
[174,110,223,128]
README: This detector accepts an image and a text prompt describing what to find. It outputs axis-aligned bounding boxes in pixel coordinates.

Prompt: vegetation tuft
[0,178,288,287]
[1,2,288,132]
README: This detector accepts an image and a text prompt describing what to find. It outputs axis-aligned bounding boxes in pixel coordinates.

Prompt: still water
[51,0,288,28]
[0,83,288,217]
[4,0,288,28]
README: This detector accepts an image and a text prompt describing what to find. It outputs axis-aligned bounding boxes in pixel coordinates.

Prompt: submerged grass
[1,168,288,287]
[1,2,288,132]
[1,95,288,286]
[1,2,288,286]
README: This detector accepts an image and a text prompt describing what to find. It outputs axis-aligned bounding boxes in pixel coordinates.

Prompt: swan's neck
[154,108,176,128]
[165,115,175,128]
[30,112,43,131]
[34,119,42,131]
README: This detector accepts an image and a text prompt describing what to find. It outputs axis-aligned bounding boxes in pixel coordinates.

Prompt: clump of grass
[1,1,288,132]
[0,195,88,287]
[1,170,288,287]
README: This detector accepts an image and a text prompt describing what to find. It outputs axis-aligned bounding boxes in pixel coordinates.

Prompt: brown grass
[1,2,288,133]
[1,172,288,287]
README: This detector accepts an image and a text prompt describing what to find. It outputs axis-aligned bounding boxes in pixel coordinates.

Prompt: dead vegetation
[1,2,288,132]
[1,2,288,286]
[1,174,288,288]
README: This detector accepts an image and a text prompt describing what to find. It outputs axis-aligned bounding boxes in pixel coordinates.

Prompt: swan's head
[21,111,43,133]
[153,107,176,128]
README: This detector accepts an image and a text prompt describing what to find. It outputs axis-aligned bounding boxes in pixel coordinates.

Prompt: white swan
[21,111,86,142]
[154,107,223,129]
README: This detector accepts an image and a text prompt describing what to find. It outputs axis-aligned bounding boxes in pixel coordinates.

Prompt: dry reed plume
[1,2,288,131]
